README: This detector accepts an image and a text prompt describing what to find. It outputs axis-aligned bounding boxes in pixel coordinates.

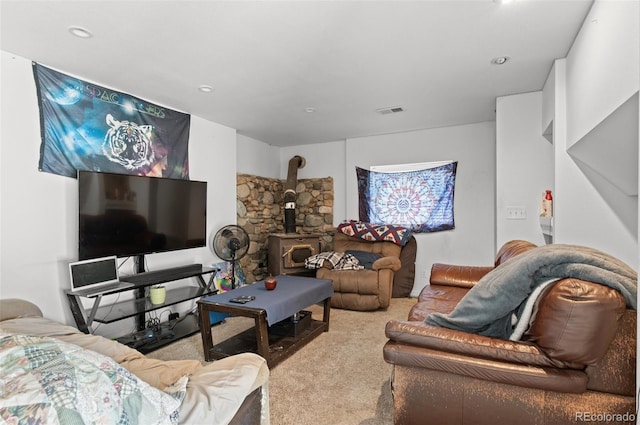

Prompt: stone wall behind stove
[236,173,334,283]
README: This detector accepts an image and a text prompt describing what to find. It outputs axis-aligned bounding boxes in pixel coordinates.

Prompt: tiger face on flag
[33,63,190,179]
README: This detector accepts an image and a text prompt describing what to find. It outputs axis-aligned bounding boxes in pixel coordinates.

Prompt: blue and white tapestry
[356,161,457,233]
[33,63,190,178]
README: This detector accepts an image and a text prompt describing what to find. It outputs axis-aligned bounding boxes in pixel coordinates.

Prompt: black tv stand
[65,263,218,353]
[121,264,206,286]
[133,254,146,274]
[118,314,202,352]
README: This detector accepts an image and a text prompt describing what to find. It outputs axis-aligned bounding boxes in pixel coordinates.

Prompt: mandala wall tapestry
[356,161,457,233]
[33,63,190,179]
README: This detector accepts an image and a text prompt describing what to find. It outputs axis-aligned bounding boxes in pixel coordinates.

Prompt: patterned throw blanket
[0,332,184,424]
[305,251,364,270]
[337,220,412,246]
[425,244,638,340]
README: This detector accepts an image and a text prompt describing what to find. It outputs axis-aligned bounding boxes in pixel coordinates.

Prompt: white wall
[237,134,280,179]
[565,0,639,147]
[554,57,637,268]
[495,92,554,248]
[345,123,496,296]
[0,51,238,333]
[496,0,639,270]
[564,0,639,202]
[556,0,638,267]
[1,52,76,323]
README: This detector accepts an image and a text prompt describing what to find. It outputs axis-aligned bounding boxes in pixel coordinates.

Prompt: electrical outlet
[506,206,526,220]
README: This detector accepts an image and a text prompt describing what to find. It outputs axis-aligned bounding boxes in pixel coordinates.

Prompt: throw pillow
[345,250,381,269]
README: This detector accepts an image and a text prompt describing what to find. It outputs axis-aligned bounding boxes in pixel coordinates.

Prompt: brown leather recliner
[316,232,402,310]
[384,240,637,425]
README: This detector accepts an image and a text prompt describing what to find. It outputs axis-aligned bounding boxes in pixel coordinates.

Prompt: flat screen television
[78,170,207,261]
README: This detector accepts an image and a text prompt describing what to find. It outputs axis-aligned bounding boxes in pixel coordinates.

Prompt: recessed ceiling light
[68,26,92,39]
[198,85,214,93]
[491,56,510,65]
[304,107,317,113]
[494,0,515,4]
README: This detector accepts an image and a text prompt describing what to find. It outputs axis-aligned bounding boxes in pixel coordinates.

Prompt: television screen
[78,171,207,260]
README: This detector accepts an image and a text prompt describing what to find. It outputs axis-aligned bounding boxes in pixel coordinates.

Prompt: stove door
[283,244,316,268]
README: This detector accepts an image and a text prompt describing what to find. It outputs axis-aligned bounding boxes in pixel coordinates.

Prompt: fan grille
[211,225,250,261]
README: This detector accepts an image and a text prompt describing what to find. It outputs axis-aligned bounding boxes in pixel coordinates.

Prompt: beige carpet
[148,297,416,425]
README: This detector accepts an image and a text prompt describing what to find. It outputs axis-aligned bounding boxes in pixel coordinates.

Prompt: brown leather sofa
[383,240,637,425]
[316,232,403,310]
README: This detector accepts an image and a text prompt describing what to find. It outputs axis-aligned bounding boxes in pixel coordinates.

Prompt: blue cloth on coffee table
[201,275,333,326]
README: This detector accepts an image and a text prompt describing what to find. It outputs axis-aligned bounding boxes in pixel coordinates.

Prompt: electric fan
[210,225,250,289]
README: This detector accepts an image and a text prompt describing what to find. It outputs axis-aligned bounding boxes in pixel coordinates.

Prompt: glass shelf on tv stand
[65,265,218,346]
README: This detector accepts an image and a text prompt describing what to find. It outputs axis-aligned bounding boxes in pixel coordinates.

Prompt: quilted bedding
[0,332,183,425]
[0,299,270,425]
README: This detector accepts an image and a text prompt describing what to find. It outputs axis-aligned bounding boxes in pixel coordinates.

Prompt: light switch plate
[506,206,526,220]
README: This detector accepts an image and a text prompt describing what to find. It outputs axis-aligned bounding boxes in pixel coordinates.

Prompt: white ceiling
[1,0,593,147]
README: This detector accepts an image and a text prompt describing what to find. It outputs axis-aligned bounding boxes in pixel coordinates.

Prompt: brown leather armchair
[383,240,637,425]
[316,232,402,310]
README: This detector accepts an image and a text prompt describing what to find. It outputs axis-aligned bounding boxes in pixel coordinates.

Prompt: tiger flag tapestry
[356,161,457,233]
[33,63,190,179]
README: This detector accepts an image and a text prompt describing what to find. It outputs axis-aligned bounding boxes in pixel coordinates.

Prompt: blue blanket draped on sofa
[424,244,637,339]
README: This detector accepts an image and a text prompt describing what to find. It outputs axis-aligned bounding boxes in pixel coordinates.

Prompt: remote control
[230,295,255,304]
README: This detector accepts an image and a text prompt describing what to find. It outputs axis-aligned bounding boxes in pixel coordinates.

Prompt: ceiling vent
[376,106,405,115]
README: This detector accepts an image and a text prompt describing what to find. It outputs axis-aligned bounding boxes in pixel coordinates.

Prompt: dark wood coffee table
[197,275,333,368]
